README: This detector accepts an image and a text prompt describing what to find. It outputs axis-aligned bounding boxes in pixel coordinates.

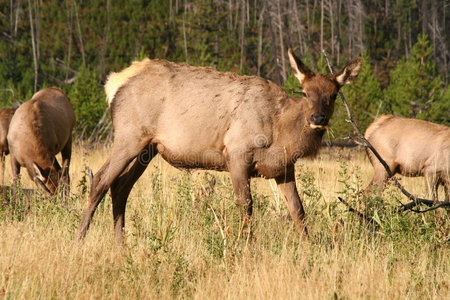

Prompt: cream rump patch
[104,58,150,106]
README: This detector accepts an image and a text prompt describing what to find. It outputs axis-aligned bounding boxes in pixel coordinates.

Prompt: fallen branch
[337,197,379,227]
[321,49,450,214]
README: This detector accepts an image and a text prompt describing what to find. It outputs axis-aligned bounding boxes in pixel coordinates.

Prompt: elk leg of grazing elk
[59,135,73,197]
[365,115,450,201]
[0,108,17,184]
[0,153,5,184]
[77,49,362,242]
[7,87,75,196]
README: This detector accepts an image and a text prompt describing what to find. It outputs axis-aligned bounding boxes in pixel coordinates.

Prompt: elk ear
[288,48,314,84]
[335,58,363,86]
[32,163,52,195]
[33,163,46,182]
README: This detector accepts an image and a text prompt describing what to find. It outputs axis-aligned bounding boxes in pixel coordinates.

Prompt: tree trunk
[276,0,286,81]
[257,4,265,76]
[73,0,86,67]
[28,0,38,92]
[320,0,324,51]
[239,0,246,72]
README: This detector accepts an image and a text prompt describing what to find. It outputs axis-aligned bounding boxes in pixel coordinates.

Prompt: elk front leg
[10,154,20,184]
[10,154,21,197]
[229,161,252,217]
[228,159,253,238]
[0,152,5,184]
[275,166,307,236]
[444,178,449,202]
[425,172,439,201]
[60,136,72,196]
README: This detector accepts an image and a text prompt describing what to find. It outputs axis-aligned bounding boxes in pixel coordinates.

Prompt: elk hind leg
[77,140,147,241]
[364,163,392,195]
[443,178,449,202]
[111,145,157,242]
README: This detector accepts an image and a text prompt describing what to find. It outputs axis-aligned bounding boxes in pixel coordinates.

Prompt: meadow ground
[0,144,449,299]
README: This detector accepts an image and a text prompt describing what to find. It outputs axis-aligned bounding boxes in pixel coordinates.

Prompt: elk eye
[301,91,308,98]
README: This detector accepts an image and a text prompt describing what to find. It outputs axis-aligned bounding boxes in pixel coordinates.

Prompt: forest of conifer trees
[0,0,448,140]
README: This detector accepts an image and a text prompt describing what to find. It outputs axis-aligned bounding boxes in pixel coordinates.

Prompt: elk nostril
[310,114,328,125]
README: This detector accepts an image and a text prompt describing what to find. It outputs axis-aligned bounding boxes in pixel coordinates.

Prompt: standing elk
[77,49,362,241]
[0,107,17,183]
[365,115,450,201]
[7,87,75,195]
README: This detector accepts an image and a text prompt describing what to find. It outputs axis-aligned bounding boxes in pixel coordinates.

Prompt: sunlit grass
[0,145,449,299]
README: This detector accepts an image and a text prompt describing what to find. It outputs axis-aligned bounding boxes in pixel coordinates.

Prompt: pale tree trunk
[441,1,448,83]
[346,0,365,58]
[337,0,342,65]
[306,0,311,43]
[9,0,22,36]
[65,0,73,80]
[98,0,110,76]
[320,0,324,51]
[292,0,306,54]
[276,0,286,80]
[28,0,38,92]
[257,4,265,76]
[228,0,233,30]
[73,0,86,67]
[169,0,173,24]
[245,0,250,24]
[14,0,21,35]
[10,0,14,34]
[239,0,246,72]
[328,0,335,58]
[182,7,188,62]
[34,0,40,61]
[357,0,364,55]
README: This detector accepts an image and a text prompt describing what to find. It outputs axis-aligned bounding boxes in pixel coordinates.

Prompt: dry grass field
[0,144,449,299]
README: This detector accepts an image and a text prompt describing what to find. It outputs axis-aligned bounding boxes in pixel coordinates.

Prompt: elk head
[288,48,362,130]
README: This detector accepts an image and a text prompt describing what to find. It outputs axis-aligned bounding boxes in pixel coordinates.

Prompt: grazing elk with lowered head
[0,107,17,183]
[7,87,75,195]
[365,115,449,201]
[77,49,362,241]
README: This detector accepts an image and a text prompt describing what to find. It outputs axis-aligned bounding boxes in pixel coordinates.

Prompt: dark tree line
[0,0,448,139]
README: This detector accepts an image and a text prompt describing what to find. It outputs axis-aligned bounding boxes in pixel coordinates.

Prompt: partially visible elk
[7,87,76,195]
[77,49,362,242]
[0,108,17,183]
[365,115,450,201]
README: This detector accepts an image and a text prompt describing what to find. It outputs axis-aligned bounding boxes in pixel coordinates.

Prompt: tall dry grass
[0,145,449,299]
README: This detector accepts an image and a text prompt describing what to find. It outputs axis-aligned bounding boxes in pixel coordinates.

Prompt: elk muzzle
[309,113,328,129]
